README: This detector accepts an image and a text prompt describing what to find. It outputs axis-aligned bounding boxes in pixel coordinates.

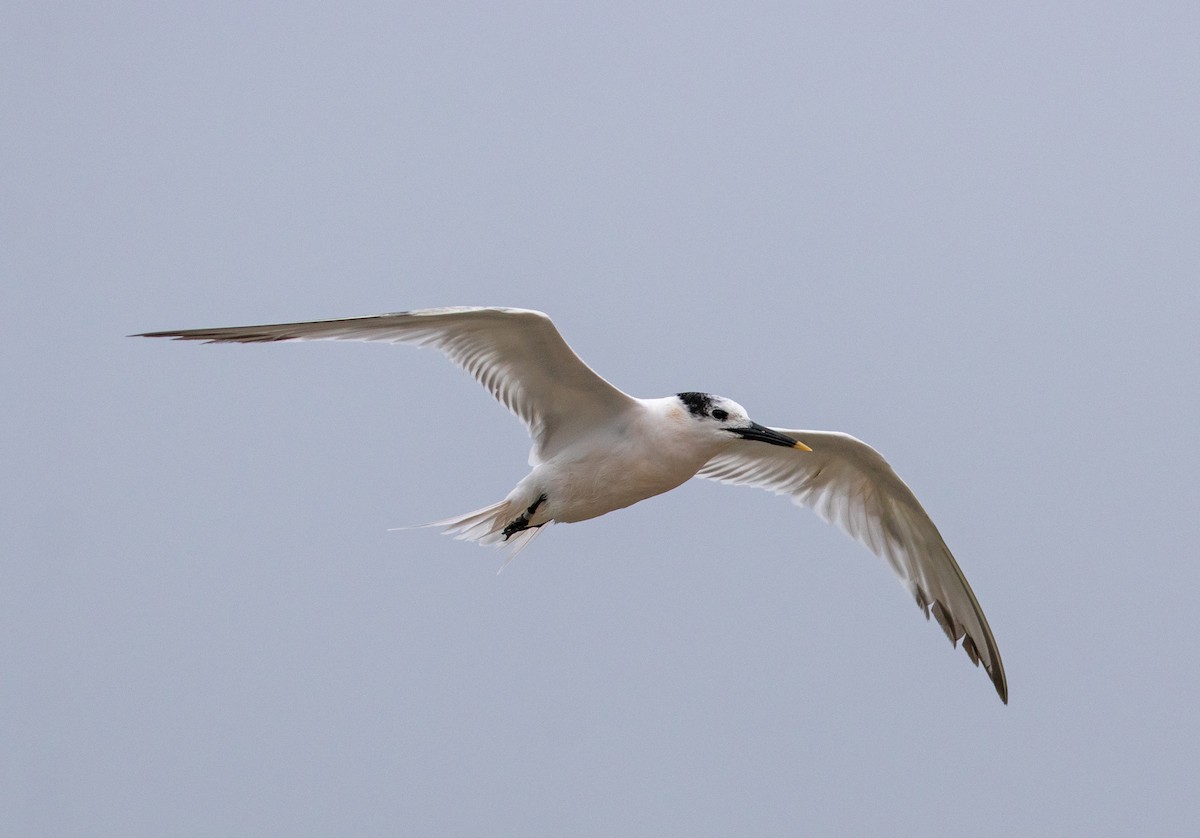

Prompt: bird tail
[394,499,546,566]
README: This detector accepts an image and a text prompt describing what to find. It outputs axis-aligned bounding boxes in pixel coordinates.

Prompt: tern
[135,306,1007,702]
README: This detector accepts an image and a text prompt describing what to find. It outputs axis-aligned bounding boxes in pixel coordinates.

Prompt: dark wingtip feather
[914,588,930,615]
[930,601,962,645]
[962,635,981,666]
[991,667,1009,704]
[915,589,1008,704]
[132,329,287,343]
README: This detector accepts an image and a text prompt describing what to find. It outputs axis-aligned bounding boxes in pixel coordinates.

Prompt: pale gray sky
[4,3,1199,835]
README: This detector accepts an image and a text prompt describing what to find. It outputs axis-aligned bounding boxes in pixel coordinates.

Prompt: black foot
[502,493,547,540]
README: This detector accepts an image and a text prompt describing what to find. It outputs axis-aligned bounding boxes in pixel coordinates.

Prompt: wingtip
[981,641,1009,705]
[130,330,185,340]
[918,592,1008,704]
[992,671,1009,704]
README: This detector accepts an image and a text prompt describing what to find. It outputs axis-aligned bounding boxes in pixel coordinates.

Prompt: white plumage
[136,306,1007,703]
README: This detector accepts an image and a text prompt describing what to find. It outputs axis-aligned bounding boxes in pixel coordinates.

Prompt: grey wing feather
[698,429,1007,703]
[134,306,638,462]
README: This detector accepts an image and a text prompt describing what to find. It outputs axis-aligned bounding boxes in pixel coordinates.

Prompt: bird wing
[697,429,1007,703]
[134,307,639,462]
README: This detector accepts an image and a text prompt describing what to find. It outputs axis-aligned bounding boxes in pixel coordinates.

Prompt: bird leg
[502,493,547,540]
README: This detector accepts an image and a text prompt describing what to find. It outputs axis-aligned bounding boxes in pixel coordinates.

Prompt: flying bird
[135,306,1007,702]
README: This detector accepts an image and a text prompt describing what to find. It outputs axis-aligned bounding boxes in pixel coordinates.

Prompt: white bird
[135,306,1007,703]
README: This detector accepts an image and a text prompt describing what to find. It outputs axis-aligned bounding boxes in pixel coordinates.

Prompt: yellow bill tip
[793,440,813,452]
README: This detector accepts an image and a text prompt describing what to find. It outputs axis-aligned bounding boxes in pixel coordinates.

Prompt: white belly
[529,437,712,525]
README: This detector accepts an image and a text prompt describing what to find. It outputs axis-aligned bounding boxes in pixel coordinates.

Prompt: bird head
[674,392,811,451]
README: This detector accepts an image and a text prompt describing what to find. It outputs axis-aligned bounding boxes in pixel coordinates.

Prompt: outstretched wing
[698,429,1007,703]
[134,306,638,463]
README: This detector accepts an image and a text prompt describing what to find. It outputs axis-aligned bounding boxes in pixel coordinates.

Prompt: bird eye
[711,409,728,421]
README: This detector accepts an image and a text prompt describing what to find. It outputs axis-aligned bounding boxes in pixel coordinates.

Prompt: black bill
[728,422,812,451]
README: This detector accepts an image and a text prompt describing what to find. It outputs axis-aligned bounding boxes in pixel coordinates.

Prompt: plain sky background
[4,3,1199,835]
